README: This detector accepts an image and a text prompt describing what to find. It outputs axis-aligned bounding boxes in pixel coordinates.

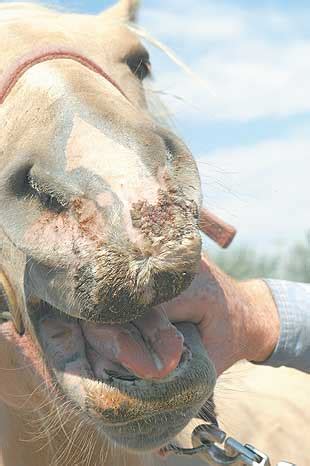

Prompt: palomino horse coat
[0,1,216,465]
[0,3,309,466]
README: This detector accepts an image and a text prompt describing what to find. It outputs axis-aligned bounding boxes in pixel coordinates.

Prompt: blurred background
[8,0,309,281]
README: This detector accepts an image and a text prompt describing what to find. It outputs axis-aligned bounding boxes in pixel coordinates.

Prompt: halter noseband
[0,46,130,105]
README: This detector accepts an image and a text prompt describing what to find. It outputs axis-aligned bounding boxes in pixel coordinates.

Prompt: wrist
[199,254,253,372]
[238,280,280,364]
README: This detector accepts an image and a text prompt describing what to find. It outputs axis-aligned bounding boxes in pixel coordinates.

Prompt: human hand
[161,253,280,375]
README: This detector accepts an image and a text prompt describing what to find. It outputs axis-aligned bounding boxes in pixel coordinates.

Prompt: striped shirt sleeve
[262,280,310,373]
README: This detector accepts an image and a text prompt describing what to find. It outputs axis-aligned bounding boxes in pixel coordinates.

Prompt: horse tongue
[82,309,184,380]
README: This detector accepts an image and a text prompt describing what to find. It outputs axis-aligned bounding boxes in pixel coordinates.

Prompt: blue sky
[5,0,309,253]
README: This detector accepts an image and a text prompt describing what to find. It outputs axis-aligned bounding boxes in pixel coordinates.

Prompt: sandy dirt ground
[166,362,310,466]
[0,363,308,466]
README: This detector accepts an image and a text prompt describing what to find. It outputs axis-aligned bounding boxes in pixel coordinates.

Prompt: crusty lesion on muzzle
[130,187,199,242]
[73,187,201,324]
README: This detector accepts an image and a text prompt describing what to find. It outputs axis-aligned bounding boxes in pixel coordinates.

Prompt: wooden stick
[199,208,237,249]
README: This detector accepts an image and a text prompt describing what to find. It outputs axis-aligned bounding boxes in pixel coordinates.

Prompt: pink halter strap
[0,46,130,105]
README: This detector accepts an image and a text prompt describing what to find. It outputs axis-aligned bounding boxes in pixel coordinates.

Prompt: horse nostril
[6,162,71,213]
[7,163,34,198]
[25,171,69,212]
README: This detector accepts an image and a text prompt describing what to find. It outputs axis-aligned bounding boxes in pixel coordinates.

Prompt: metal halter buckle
[165,423,296,466]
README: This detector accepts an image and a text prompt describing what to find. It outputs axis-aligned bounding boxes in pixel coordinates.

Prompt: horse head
[0,0,216,460]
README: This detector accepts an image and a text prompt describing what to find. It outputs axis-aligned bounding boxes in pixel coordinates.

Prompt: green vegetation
[284,232,310,282]
[211,232,310,283]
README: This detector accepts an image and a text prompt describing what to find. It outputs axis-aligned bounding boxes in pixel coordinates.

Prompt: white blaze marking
[66,115,160,205]
[65,115,161,243]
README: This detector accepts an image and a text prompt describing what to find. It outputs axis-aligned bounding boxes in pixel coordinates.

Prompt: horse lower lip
[30,303,216,444]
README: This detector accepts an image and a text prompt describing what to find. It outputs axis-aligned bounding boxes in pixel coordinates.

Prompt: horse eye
[127,55,151,81]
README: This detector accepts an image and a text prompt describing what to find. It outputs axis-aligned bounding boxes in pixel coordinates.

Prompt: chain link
[166,423,296,466]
